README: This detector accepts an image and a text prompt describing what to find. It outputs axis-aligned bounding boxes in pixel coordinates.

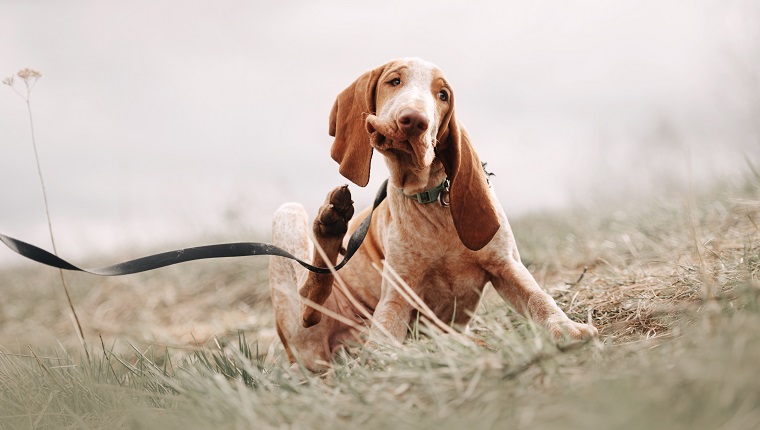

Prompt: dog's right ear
[329,65,385,187]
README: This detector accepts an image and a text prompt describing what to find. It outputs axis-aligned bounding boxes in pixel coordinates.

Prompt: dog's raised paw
[315,185,355,238]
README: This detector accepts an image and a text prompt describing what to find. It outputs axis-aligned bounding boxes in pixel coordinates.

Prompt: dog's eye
[389,77,401,86]
[438,90,449,102]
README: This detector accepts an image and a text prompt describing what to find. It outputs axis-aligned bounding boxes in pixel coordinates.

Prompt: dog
[269,58,597,370]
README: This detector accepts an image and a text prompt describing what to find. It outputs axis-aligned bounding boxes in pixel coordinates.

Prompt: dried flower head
[17,68,42,81]
[5,67,42,99]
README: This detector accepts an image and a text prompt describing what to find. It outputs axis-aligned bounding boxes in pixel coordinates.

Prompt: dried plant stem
[307,230,401,347]
[380,262,473,346]
[23,88,90,360]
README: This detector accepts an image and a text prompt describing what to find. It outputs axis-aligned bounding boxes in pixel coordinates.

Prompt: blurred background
[1,0,758,266]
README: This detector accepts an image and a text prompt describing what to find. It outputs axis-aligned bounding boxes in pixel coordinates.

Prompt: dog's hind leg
[269,189,354,370]
[270,202,312,361]
[297,185,355,328]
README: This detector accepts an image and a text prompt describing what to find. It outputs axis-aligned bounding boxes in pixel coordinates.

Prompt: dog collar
[398,178,450,206]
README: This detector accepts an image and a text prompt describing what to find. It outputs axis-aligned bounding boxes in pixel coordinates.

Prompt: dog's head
[329,58,500,251]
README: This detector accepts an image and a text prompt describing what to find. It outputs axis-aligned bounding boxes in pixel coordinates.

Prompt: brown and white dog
[269,58,597,370]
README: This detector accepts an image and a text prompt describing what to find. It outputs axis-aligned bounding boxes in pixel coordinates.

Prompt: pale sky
[1,0,757,265]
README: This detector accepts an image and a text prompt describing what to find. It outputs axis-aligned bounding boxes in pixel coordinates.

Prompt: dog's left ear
[436,105,501,251]
[328,65,385,187]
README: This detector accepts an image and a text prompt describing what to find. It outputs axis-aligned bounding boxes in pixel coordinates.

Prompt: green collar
[398,178,450,205]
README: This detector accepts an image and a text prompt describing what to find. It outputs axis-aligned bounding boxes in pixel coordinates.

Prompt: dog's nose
[397,109,429,135]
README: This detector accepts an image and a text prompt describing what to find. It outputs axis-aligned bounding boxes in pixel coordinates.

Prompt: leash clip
[438,179,450,207]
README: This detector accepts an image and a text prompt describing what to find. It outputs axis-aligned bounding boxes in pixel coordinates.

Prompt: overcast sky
[1,0,758,266]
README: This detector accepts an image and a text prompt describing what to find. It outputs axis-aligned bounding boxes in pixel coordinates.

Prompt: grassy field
[0,172,758,429]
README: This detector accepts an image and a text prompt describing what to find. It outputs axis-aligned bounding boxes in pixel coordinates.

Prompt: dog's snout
[397,109,429,135]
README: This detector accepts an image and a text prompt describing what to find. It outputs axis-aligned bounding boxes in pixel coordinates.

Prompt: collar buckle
[399,178,450,206]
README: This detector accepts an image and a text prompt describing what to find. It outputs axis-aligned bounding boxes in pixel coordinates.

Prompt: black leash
[0,179,388,276]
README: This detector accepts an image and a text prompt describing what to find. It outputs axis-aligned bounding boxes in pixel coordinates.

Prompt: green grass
[0,173,758,429]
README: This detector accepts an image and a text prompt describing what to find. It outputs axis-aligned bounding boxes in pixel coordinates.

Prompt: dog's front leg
[365,254,419,347]
[484,237,598,342]
[492,259,597,341]
[368,287,413,346]
[298,185,354,328]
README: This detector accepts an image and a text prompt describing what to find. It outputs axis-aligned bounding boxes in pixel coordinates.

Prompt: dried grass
[0,256,274,356]
[0,175,757,429]
[512,178,760,343]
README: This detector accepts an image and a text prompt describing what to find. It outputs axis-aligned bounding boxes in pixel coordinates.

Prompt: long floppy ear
[436,106,501,251]
[329,66,385,187]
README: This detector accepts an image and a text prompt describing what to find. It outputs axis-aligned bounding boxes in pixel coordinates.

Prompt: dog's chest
[415,256,488,325]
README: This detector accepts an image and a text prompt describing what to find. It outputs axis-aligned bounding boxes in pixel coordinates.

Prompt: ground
[0,174,758,429]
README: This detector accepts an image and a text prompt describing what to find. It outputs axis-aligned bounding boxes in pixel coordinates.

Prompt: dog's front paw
[547,318,598,343]
[314,185,355,238]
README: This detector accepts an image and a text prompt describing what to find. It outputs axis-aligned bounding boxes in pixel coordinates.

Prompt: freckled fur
[269,58,597,371]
